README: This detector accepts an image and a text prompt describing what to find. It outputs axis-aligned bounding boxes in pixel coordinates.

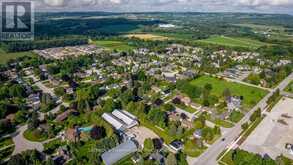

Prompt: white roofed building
[102,110,138,131]
[102,113,125,131]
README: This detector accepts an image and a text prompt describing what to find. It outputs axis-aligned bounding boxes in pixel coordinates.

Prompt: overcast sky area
[33,0,293,14]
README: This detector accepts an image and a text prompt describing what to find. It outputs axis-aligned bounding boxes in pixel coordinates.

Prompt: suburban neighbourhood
[1,3,293,165]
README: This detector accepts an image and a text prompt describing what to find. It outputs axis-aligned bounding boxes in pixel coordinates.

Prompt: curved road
[12,125,44,155]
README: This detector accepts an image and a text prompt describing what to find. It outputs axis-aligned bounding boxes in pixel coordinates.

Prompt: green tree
[166,153,177,165]
[143,138,154,157]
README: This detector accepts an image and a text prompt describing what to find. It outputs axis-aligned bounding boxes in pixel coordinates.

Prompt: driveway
[125,126,160,148]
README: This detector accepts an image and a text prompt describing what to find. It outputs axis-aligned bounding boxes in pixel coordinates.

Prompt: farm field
[189,76,268,108]
[197,36,267,49]
[0,49,36,64]
[234,23,293,41]
[92,40,133,51]
[125,33,169,41]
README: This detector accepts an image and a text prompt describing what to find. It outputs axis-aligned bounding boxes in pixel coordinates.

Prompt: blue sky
[36,0,293,14]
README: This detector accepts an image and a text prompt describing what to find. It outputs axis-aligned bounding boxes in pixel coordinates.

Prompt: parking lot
[240,97,293,159]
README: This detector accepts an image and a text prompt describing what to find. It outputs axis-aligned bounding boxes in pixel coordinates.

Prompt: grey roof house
[101,140,138,165]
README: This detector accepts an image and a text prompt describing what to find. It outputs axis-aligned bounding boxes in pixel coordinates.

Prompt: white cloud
[239,0,293,7]
[37,0,293,14]
[43,0,65,6]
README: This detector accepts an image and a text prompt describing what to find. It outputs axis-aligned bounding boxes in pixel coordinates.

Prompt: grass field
[0,49,36,64]
[92,40,133,51]
[125,33,169,41]
[197,36,267,49]
[189,76,268,108]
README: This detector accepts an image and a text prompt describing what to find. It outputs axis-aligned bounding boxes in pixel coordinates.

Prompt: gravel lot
[125,126,159,148]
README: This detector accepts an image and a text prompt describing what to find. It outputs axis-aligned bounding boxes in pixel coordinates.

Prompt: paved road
[12,125,44,155]
[192,73,293,165]
[281,91,293,98]
[35,81,56,97]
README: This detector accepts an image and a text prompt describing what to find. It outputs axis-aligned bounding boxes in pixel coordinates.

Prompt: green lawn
[218,150,234,165]
[0,137,13,149]
[189,76,268,109]
[183,140,207,157]
[208,117,234,128]
[228,111,244,123]
[197,36,267,49]
[92,40,133,51]
[0,49,36,64]
[23,129,48,142]
[174,103,197,113]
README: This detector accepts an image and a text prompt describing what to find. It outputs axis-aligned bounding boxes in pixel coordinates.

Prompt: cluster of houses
[34,45,104,60]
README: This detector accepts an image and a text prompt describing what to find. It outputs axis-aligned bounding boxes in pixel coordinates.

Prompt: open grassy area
[189,76,268,109]
[197,36,267,49]
[0,137,13,149]
[125,33,169,41]
[92,40,133,51]
[23,129,48,142]
[0,49,36,64]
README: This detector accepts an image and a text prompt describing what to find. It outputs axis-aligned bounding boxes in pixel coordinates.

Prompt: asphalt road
[192,73,293,165]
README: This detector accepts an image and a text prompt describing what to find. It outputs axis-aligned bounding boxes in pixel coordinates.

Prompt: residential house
[227,96,242,111]
[169,140,183,152]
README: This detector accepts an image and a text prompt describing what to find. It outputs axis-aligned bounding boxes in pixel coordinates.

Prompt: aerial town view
[0,0,293,165]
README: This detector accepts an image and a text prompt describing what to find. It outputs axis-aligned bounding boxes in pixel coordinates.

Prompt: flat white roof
[112,110,137,126]
[102,113,124,130]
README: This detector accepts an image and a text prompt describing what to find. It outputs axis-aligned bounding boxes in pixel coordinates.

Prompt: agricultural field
[92,40,133,51]
[125,33,169,41]
[0,49,36,64]
[189,76,268,108]
[234,23,293,41]
[197,36,267,49]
